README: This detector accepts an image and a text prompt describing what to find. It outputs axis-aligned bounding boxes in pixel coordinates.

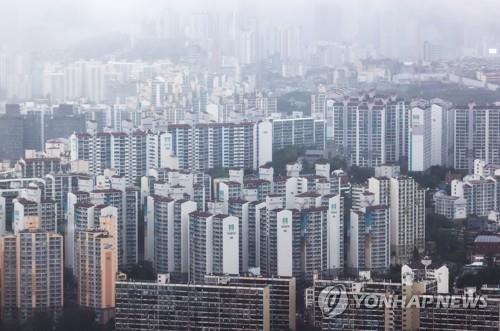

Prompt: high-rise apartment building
[0,221,63,323]
[228,198,250,272]
[311,93,327,119]
[70,130,171,185]
[409,105,432,171]
[348,205,390,272]
[145,195,196,277]
[389,176,426,264]
[248,200,267,269]
[151,77,166,108]
[452,175,497,217]
[44,172,83,232]
[188,211,212,283]
[271,118,326,152]
[430,101,453,167]
[330,97,410,166]
[72,119,324,176]
[91,186,138,271]
[18,157,61,178]
[169,122,256,171]
[331,100,387,167]
[65,191,91,270]
[260,208,301,279]
[301,206,329,281]
[453,105,500,171]
[321,194,344,275]
[188,212,239,282]
[75,223,116,323]
[368,175,425,265]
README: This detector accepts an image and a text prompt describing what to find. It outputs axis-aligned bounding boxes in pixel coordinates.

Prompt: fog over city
[2,0,500,60]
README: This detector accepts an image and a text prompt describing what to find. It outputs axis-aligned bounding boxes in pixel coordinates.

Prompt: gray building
[115,278,270,330]
[205,275,296,331]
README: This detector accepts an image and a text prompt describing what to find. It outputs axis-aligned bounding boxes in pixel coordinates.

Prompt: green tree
[271,146,305,175]
[206,167,229,179]
[409,165,454,189]
[21,312,53,331]
[349,166,374,184]
[127,261,155,281]
[457,265,500,290]
[55,308,98,331]
[328,156,347,170]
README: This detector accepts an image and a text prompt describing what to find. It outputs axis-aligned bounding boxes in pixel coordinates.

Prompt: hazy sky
[1,0,499,53]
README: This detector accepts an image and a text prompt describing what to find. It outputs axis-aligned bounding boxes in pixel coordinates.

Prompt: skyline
[1,0,500,60]
[0,1,500,330]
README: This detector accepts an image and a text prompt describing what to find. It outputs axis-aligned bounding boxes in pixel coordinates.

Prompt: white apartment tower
[409,106,431,172]
[322,194,344,274]
[189,212,239,283]
[453,104,500,171]
[430,101,452,167]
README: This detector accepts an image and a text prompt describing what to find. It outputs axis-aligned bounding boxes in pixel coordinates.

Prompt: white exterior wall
[254,202,267,267]
[374,165,400,178]
[286,163,301,177]
[409,107,431,171]
[241,202,249,272]
[65,192,84,270]
[259,166,274,183]
[348,211,360,269]
[368,178,382,205]
[205,216,213,274]
[0,197,5,235]
[145,196,155,263]
[146,134,159,170]
[327,195,343,270]
[389,179,400,253]
[326,99,335,140]
[315,163,330,178]
[160,132,179,169]
[451,179,465,198]
[256,121,273,168]
[410,134,425,171]
[285,178,298,209]
[276,210,293,277]
[229,169,244,185]
[69,134,78,161]
[430,103,444,166]
[474,159,486,176]
[266,195,285,211]
[433,265,450,294]
[167,200,175,271]
[12,201,25,234]
[222,216,239,275]
[180,201,197,273]
[453,198,467,219]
